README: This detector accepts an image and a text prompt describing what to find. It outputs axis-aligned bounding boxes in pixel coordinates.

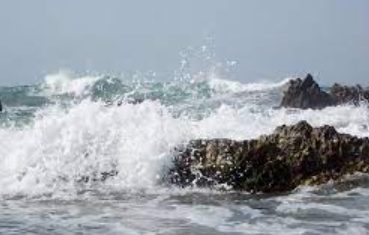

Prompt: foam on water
[208,76,293,93]
[42,71,101,96]
[1,74,369,234]
[0,100,193,197]
[0,95,368,198]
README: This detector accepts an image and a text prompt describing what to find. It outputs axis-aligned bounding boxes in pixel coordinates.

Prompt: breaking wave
[0,72,368,198]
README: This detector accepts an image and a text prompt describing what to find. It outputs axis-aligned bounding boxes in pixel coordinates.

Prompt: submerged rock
[117,98,145,106]
[280,74,369,109]
[168,121,369,193]
[104,98,145,107]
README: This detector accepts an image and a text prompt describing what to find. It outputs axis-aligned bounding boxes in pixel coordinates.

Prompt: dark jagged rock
[168,121,369,193]
[280,74,369,109]
[280,74,334,109]
[330,83,369,106]
[0,100,2,112]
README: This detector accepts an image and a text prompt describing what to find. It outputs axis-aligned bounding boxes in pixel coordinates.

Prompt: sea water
[1,70,369,234]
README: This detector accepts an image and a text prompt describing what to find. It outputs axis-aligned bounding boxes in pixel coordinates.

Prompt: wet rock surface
[280,74,334,109]
[330,83,369,106]
[168,121,369,193]
[280,74,369,109]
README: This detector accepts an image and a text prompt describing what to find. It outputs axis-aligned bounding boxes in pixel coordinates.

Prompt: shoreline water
[1,74,369,234]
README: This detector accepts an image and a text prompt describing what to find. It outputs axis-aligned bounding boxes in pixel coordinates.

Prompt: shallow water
[1,71,369,234]
[2,186,369,235]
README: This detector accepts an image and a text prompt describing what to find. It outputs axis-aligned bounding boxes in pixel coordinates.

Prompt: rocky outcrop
[168,121,369,193]
[330,83,369,106]
[280,74,369,109]
[280,74,334,109]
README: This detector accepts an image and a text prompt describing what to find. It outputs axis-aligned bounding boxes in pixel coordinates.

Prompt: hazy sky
[0,1,368,85]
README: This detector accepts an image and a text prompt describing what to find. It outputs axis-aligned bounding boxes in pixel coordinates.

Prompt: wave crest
[42,71,101,96]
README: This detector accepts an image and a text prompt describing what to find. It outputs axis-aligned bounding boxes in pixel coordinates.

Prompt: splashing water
[43,71,102,96]
[1,68,369,234]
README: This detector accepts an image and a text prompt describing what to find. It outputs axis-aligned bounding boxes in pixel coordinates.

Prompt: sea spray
[0,74,369,197]
[1,74,369,234]
[42,70,102,96]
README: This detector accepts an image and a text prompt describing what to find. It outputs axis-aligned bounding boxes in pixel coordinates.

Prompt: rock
[0,100,2,112]
[168,121,369,193]
[104,98,145,107]
[280,74,334,109]
[280,74,369,109]
[77,170,119,183]
[330,83,369,105]
[117,98,145,106]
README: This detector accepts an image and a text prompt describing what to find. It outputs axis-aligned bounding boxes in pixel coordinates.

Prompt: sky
[0,0,368,86]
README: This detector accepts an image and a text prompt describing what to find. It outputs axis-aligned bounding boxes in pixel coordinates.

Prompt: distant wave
[41,71,102,96]
[208,76,292,93]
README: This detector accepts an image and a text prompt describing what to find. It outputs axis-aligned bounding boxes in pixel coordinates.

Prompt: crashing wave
[42,71,102,96]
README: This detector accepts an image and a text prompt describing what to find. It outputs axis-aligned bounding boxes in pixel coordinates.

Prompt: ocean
[1,70,369,234]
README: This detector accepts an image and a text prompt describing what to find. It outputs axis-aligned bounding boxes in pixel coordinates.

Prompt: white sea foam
[42,71,101,96]
[0,100,193,196]
[1,77,369,234]
[1,75,369,198]
[0,101,368,198]
[208,76,292,93]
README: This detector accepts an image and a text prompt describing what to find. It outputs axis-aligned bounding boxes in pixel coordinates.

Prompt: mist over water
[1,47,369,234]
